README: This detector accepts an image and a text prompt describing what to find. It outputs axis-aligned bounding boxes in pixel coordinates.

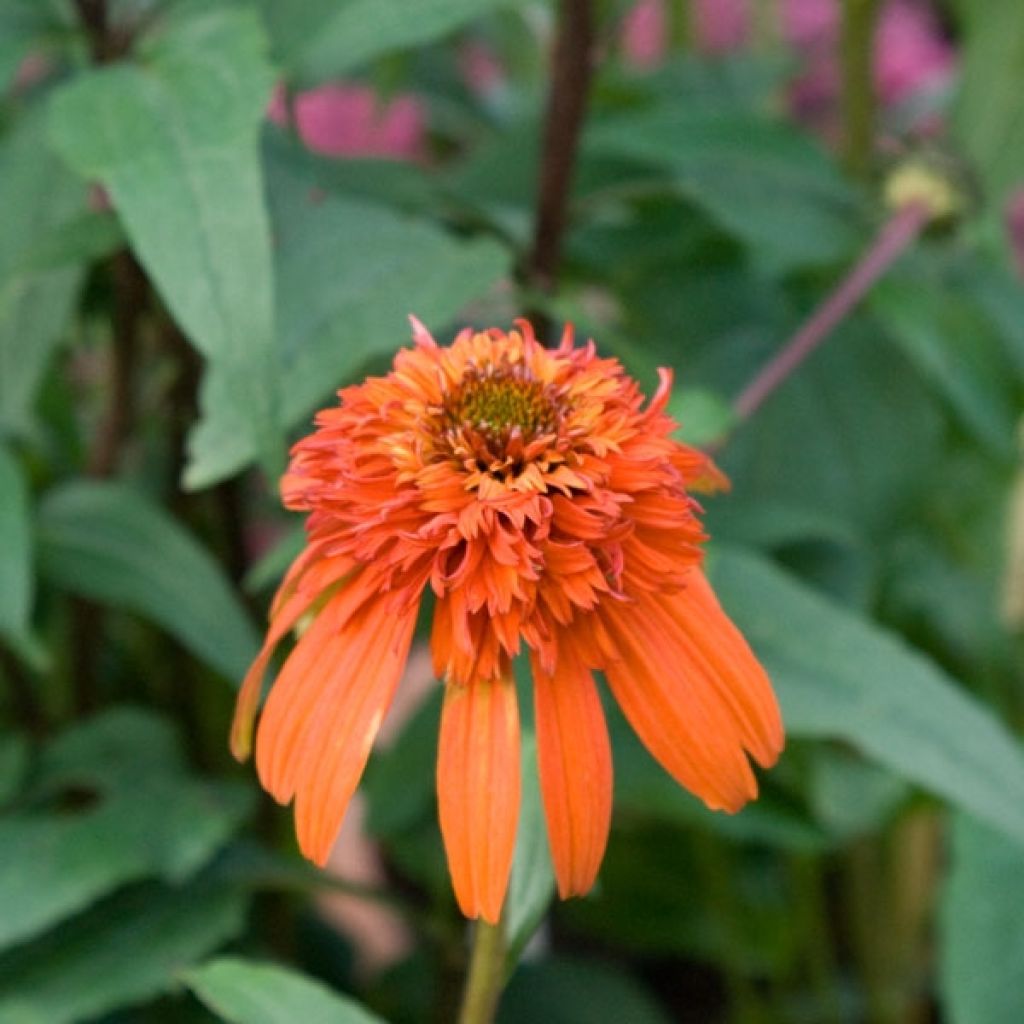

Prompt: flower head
[232,319,783,923]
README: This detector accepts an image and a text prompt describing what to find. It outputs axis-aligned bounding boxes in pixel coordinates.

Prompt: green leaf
[0,734,28,808]
[586,109,862,273]
[272,138,441,215]
[0,0,61,93]
[709,547,1024,847]
[0,103,86,439]
[37,481,259,681]
[48,3,282,475]
[953,0,1024,220]
[871,277,1018,459]
[185,956,385,1024]
[609,700,828,851]
[940,814,1024,1024]
[260,0,532,83]
[0,446,32,643]
[0,708,252,953]
[717,323,944,534]
[809,747,908,840]
[242,523,305,595]
[0,874,248,1024]
[505,732,555,966]
[185,153,511,486]
[364,690,440,841]
[498,958,672,1024]
[958,259,1024,378]
[668,388,736,448]
[14,210,125,275]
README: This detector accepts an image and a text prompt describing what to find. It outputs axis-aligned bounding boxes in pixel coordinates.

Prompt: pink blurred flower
[10,53,51,94]
[875,0,954,105]
[621,0,667,68]
[622,0,749,64]
[460,40,507,98]
[783,0,838,48]
[268,83,425,160]
[621,0,954,117]
[693,0,749,53]
[1008,187,1024,282]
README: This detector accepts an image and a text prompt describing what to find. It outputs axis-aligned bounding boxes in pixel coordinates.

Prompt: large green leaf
[0,447,32,643]
[0,708,252,953]
[185,957,384,1024]
[37,481,259,681]
[0,103,86,439]
[0,874,248,1024]
[871,276,1018,459]
[586,109,863,273]
[940,814,1024,1024]
[709,547,1024,847]
[49,3,282,474]
[715,323,944,536]
[259,0,533,83]
[185,151,510,486]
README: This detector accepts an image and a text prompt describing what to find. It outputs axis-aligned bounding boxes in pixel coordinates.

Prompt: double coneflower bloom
[232,319,783,923]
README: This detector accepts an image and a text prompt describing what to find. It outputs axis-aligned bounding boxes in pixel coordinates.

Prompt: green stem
[844,837,901,1024]
[841,0,881,178]
[692,830,769,1024]
[457,917,507,1024]
[667,0,691,50]
[791,854,843,1024]
[751,0,780,54]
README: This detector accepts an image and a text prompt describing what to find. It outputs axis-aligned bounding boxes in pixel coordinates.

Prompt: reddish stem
[733,201,930,423]
[527,0,597,295]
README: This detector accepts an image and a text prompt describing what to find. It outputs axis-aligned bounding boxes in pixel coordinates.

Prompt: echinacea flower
[267,83,425,160]
[232,319,783,923]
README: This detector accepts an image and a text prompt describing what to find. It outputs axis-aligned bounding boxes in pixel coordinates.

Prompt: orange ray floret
[232,317,784,923]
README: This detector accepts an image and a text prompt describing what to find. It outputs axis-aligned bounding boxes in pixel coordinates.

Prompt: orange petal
[231,582,326,762]
[532,648,612,899]
[437,676,521,923]
[601,595,760,812]
[662,571,784,768]
[255,591,419,866]
[230,549,354,761]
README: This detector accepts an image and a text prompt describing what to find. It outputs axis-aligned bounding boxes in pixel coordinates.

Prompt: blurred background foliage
[0,0,1023,1021]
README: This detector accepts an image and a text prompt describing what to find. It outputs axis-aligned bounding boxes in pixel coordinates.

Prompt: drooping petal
[661,571,784,768]
[531,646,612,899]
[436,676,521,923]
[230,550,355,761]
[255,589,420,866]
[600,593,760,812]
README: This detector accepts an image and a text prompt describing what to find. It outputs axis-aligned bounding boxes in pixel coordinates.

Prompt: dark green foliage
[1,1,1022,1021]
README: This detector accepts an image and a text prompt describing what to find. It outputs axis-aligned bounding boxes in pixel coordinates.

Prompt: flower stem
[457,918,507,1024]
[526,0,596,297]
[733,200,930,423]
[841,0,881,177]
[667,0,692,50]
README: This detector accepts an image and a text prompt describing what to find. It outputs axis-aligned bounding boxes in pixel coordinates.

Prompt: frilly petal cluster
[232,318,783,923]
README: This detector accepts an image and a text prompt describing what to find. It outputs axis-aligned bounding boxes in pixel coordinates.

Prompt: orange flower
[232,319,783,923]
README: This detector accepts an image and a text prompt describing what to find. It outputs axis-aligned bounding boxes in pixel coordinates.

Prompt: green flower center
[445,367,558,438]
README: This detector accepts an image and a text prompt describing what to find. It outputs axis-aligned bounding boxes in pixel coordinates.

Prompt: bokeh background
[1,0,1023,1021]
